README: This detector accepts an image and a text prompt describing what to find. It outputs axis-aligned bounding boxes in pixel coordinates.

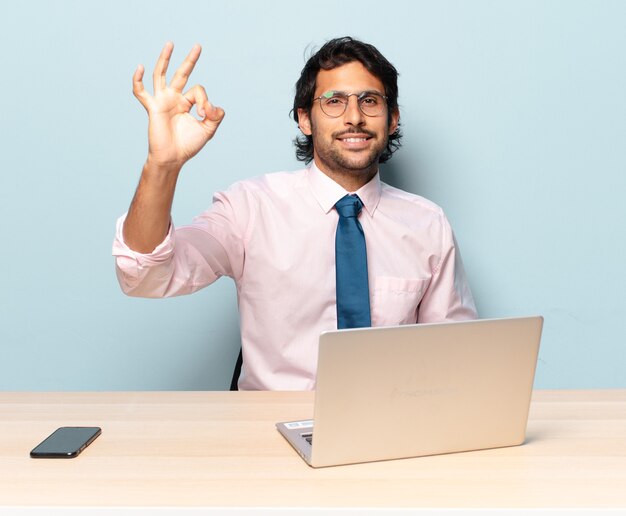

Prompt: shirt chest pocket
[370,276,430,327]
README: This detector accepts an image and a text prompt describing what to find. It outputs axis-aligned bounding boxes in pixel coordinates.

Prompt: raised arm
[123,42,225,253]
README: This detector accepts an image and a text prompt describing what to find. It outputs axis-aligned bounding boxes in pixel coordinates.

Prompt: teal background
[1,0,624,390]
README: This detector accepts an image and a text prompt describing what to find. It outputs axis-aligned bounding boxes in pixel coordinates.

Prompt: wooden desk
[1,390,625,512]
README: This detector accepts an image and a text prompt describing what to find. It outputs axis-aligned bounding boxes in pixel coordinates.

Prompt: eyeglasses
[313,90,388,118]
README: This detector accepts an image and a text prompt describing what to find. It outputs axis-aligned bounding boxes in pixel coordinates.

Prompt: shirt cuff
[112,213,175,266]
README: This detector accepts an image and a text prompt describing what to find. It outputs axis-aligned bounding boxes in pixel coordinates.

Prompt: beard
[311,125,389,178]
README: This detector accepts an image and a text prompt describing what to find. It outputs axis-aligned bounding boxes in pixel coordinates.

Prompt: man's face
[298,61,399,185]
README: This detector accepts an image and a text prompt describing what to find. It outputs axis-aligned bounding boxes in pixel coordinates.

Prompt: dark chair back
[230,349,243,391]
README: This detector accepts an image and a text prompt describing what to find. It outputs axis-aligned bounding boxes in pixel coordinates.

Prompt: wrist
[143,158,182,181]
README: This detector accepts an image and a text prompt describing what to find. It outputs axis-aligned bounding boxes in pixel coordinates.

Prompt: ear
[297,108,312,136]
[388,107,400,134]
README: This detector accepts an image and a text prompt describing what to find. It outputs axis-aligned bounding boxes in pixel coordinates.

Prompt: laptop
[276,316,543,468]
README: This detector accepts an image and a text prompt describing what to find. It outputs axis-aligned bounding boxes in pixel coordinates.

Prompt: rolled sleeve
[112,183,249,298]
[112,214,179,297]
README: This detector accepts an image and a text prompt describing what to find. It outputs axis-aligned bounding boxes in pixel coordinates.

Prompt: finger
[170,44,202,93]
[184,89,225,130]
[199,102,225,139]
[183,85,209,117]
[132,64,150,109]
[183,86,224,132]
[202,103,225,124]
[153,41,174,93]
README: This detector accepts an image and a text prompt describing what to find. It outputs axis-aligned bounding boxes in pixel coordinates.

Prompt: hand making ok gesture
[133,42,225,170]
[123,42,225,253]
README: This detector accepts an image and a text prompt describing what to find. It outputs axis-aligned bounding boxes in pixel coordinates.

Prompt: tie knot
[335,195,363,219]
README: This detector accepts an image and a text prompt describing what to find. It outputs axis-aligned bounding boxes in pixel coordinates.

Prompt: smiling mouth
[341,137,369,143]
[336,131,375,144]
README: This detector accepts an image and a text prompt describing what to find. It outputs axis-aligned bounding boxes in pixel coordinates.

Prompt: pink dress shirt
[113,163,477,390]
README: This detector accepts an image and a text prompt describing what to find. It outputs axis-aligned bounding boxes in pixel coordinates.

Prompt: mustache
[333,128,376,139]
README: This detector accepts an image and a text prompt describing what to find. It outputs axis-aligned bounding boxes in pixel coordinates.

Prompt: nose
[343,95,365,126]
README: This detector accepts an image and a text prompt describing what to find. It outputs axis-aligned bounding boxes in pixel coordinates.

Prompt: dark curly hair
[293,36,402,164]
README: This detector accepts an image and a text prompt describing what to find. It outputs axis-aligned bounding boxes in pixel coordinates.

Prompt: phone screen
[30,427,101,458]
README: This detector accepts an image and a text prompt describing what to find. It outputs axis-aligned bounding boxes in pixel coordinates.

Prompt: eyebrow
[321,89,385,97]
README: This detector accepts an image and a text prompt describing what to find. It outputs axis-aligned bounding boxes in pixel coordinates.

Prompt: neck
[313,159,378,192]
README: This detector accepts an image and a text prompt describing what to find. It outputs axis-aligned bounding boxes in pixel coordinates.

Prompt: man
[113,37,477,390]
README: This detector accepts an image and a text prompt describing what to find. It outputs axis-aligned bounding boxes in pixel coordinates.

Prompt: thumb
[203,102,225,124]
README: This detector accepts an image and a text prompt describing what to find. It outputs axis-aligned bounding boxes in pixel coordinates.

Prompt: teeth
[343,138,367,143]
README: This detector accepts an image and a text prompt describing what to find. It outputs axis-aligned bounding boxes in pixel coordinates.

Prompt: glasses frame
[313,90,389,118]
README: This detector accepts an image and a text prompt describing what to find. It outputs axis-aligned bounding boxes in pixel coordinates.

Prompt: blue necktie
[335,194,371,329]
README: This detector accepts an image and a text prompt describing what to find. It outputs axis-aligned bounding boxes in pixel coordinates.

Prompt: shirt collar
[306,161,382,217]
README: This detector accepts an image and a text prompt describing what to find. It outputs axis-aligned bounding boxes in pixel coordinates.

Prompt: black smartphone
[30,426,102,458]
